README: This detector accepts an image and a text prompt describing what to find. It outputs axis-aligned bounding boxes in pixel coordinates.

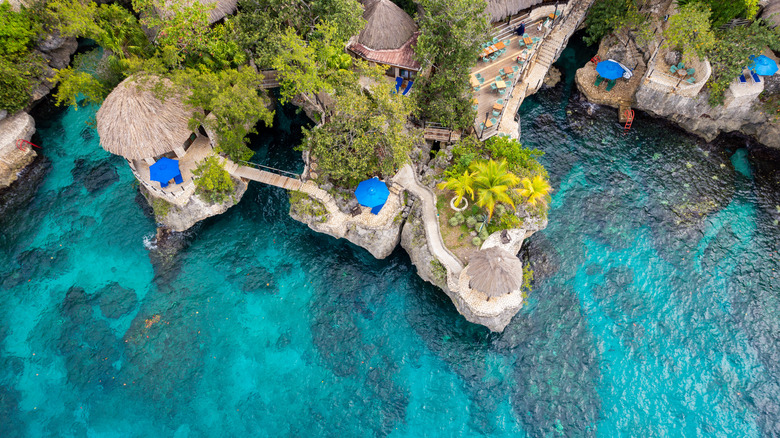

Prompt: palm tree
[470,159,520,221]
[437,170,475,207]
[517,175,552,207]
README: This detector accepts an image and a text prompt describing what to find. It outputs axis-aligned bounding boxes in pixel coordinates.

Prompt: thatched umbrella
[467,247,524,298]
[96,75,200,161]
[485,0,544,23]
[358,0,418,50]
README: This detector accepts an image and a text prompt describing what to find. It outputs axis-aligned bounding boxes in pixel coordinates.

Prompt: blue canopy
[149,157,182,187]
[748,55,778,76]
[354,177,389,209]
[596,60,625,80]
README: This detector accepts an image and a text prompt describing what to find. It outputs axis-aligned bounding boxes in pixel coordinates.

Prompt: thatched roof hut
[486,0,543,23]
[96,75,200,161]
[467,247,524,298]
[157,0,238,25]
[348,0,421,71]
[762,0,780,27]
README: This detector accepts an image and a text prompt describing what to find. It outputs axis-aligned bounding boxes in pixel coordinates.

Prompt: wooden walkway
[232,165,304,190]
[260,70,279,89]
[423,127,461,143]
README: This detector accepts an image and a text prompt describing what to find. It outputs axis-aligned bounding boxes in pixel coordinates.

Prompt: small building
[96,75,212,206]
[347,0,421,79]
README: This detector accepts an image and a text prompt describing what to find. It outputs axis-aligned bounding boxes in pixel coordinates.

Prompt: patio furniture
[496,75,502,82]
[492,37,499,44]
[686,77,695,84]
[505,73,514,80]
[472,103,478,111]
[670,65,677,73]
[512,65,519,73]
[393,76,403,94]
[605,79,616,92]
[751,71,761,83]
[480,122,486,131]
[490,83,497,91]
[518,40,525,48]
[677,62,685,69]
[402,80,414,95]
[478,77,484,84]
[474,86,480,92]
[475,73,482,79]
[594,76,604,87]
[504,39,511,46]
[496,80,506,89]
[523,37,533,46]
[493,103,504,111]
[498,88,505,95]
[687,68,695,75]
[496,98,504,105]
[485,119,493,128]
[532,37,540,43]
[739,74,747,84]
[492,109,501,117]
[677,68,687,77]
[490,117,497,125]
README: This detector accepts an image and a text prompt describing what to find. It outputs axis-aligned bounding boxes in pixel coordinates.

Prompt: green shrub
[193,155,235,203]
[522,263,533,296]
[453,212,465,222]
[289,190,328,220]
[471,237,482,247]
[0,3,40,61]
[150,196,173,219]
[448,216,460,227]
[478,229,489,241]
[466,216,477,228]
[430,259,447,282]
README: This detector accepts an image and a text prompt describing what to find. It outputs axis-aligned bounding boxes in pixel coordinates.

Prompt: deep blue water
[2,40,780,436]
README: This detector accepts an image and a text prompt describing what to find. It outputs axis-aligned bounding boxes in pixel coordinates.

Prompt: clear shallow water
[2,40,780,437]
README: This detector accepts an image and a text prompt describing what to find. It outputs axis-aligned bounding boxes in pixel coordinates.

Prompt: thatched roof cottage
[97,75,212,204]
[347,0,421,79]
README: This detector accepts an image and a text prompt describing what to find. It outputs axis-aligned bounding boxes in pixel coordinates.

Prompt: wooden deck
[424,126,461,143]
[232,165,304,190]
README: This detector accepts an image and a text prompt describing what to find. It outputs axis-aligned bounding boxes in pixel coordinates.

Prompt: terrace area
[469,11,560,139]
[128,135,213,206]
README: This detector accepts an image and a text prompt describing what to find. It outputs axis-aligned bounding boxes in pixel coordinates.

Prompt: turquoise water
[3,42,780,436]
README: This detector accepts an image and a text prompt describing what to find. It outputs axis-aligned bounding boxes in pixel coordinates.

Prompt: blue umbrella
[149,157,182,188]
[596,60,625,80]
[354,177,389,209]
[748,55,778,76]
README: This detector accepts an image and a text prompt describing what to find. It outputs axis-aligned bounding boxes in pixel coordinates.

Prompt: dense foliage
[705,20,780,105]
[303,70,421,185]
[663,2,716,64]
[414,0,489,130]
[677,0,758,28]
[0,3,45,111]
[192,155,235,203]
[234,0,363,68]
[583,0,646,46]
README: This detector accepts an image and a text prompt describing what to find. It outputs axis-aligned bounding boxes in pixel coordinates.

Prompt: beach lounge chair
[739,74,747,84]
[393,77,403,94]
[594,76,605,87]
[605,79,616,91]
[402,80,414,95]
[751,71,761,83]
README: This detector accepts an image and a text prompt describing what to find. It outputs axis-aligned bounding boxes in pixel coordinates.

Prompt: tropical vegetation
[0,2,46,112]
[192,155,235,203]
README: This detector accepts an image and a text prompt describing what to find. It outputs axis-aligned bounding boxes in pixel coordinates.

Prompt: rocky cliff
[143,177,249,232]
[0,113,37,189]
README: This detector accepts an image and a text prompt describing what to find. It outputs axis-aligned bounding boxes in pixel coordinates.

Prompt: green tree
[663,2,716,64]
[437,170,475,206]
[414,0,489,130]
[234,0,363,68]
[303,75,420,185]
[470,159,520,221]
[583,0,642,46]
[484,136,547,178]
[173,67,275,162]
[0,2,41,61]
[517,175,552,207]
[677,0,756,27]
[705,20,780,105]
[192,155,235,203]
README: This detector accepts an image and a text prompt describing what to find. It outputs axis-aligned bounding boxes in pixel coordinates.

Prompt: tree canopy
[414,0,489,130]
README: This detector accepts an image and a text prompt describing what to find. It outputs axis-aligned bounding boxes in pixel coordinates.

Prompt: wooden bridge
[423,123,461,143]
[231,161,304,190]
[260,70,280,89]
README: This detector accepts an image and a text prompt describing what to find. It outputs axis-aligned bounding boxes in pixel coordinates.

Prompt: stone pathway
[393,164,464,275]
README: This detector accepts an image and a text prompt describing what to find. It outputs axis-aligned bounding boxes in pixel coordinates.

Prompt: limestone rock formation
[143,177,249,232]
[0,113,37,189]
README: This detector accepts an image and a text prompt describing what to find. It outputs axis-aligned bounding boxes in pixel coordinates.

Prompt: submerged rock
[97,282,138,319]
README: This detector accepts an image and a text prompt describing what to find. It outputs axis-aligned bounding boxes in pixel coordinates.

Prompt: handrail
[235,161,301,180]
